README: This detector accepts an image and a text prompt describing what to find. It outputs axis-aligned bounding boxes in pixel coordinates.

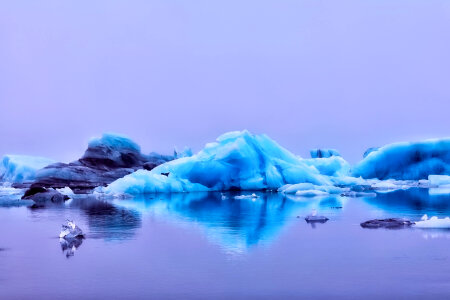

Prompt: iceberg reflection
[110,192,344,253]
[363,188,450,214]
[68,196,142,241]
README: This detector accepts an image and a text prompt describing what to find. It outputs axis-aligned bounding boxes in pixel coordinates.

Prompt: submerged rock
[360,218,414,229]
[23,133,174,193]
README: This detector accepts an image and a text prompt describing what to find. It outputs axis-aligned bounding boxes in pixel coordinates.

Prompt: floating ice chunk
[0,155,55,183]
[235,193,259,200]
[352,138,450,180]
[428,175,450,186]
[104,131,330,194]
[414,215,450,228]
[56,187,75,197]
[367,179,412,193]
[296,190,328,197]
[104,169,210,194]
[59,220,84,239]
[279,183,346,196]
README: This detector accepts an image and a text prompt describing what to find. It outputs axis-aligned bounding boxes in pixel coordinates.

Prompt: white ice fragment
[414,215,450,228]
[59,220,84,239]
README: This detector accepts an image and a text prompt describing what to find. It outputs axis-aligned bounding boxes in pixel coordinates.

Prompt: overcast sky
[1,0,450,163]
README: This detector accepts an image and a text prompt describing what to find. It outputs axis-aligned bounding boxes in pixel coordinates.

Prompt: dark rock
[360,218,414,229]
[305,215,329,223]
[22,188,69,207]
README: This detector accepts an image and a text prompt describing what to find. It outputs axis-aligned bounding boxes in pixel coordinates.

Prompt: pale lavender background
[1,1,450,163]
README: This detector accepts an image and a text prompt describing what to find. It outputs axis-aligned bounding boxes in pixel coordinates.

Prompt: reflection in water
[363,188,450,214]
[69,197,142,241]
[60,237,83,258]
[421,230,450,240]
[111,192,345,253]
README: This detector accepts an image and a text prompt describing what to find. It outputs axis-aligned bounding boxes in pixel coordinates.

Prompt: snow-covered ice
[414,215,450,229]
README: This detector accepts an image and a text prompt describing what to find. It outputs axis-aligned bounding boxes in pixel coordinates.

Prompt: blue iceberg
[0,155,55,184]
[310,148,341,158]
[304,156,351,177]
[104,130,332,194]
[352,138,450,180]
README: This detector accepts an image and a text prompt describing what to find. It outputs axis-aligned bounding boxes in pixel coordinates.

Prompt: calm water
[1,189,450,299]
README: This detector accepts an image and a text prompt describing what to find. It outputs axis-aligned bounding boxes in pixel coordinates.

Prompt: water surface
[1,190,449,299]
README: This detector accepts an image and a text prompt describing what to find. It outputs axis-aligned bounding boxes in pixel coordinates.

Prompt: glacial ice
[104,130,332,194]
[414,215,450,229]
[304,156,351,177]
[0,155,55,183]
[352,138,450,180]
[428,175,450,186]
[278,183,347,197]
[30,132,173,193]
[310,149,341,158]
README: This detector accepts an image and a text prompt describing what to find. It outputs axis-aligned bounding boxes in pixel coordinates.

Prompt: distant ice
[0,155,55,184]
[352,138,450,180]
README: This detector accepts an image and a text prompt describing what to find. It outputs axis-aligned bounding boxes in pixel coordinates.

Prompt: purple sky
[1,1,450,163]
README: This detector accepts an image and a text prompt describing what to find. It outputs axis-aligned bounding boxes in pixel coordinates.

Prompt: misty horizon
[1,1,450,163]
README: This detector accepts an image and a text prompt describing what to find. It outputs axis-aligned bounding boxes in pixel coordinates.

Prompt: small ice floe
[235,193,259,200]
[414,214,450,229]
[59,220,84,239]
[304,209,329,223]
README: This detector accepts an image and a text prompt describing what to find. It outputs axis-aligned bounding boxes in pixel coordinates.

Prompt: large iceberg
[352,138,450,180]
[29,133,174,193]
[303,156,350,177]
[104,130,332,194]
[0,155,55,184]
